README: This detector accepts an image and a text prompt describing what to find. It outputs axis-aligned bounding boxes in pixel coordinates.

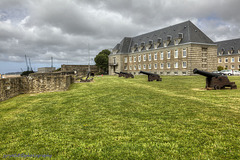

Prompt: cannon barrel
[193,68,219,78]
[114,72,120,74]
[139,71,155,75]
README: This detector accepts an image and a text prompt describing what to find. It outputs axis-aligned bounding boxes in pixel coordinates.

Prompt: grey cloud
[1,0,240,73]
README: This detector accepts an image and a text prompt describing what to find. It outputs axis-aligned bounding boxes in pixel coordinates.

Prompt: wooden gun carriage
[139,71,162,81]
[193,68,237,90]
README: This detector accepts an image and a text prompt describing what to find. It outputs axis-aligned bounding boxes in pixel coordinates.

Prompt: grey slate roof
[215,38,240,55]
[112,20,214,55]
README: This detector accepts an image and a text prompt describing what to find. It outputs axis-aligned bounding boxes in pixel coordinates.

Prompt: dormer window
[163,42,167,47]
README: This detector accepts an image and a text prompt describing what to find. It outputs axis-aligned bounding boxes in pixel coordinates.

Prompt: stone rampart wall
[0,73,74,102]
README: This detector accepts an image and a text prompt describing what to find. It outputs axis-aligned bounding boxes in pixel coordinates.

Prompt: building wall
[61,65,99,75]
[109,43,217,75]
[37,67,56,73]
[0,73,74,102]
[217,54,240,70]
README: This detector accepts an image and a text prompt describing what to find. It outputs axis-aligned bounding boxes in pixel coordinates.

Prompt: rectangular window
[231,57,235,62]
[174,72,178,75]
[143,54,146,61]
[160,52,163,60]
[164,42,167,47]
[174,50,178,58]
[134,66,136,70]
[218,58,222,63]
[154,63,157,69]
[149,54,152,61]
[182,72,186,75]
[124,66,127,70]
[160,63,164,69]
[167,51,171,59]
[124,57,127,63]
[129,66,132,70]
[232,65,235,69]
[239,57,240,62]
[167,63,170,68]
[148,64,151,69]
[138,55,141,62]
[182,49,187,57]
[143,64,146,70]
[138,64,141,70]
[129,56,132,63]
[134,56,136,62]
[154,53,157,60]
[113,57,116,64]
[225,58,228,63]
[174,62,178,68]
[182,62,187,68]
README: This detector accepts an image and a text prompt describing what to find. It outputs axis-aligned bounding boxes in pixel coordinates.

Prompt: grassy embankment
[0,75,240,159]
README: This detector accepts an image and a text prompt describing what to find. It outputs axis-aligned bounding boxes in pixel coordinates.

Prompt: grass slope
[0,75,240,159]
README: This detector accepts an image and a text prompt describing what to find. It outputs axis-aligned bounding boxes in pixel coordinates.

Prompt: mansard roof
[112,20,214,55]
[215,38,240,55]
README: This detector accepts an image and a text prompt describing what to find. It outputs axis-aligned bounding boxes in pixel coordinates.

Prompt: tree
[94,49,111,73]
[217,66,224,71]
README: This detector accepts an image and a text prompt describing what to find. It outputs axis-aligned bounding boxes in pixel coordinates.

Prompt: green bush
[217,66,224,71]
[21,70,34,76]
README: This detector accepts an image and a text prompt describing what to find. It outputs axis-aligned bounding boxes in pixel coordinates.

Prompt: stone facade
[0,73,74,102]
[217,54,240,70]
[109,43,217,75]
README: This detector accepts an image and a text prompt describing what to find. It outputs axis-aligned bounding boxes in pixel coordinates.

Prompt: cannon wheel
[214,85,220,90]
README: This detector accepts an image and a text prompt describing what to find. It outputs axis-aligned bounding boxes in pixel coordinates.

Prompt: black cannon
[115,72,124,77]
[139,71,162,81]
[120,72,134,78]
[193,68,237,90]
[80,71,93,82]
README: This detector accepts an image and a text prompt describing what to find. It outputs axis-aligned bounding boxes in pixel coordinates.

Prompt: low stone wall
[0,73,74,102]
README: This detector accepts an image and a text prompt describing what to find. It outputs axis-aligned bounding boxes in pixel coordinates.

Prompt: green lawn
[1,75,240,159]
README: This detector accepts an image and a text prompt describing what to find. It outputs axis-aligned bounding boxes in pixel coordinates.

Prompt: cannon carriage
[139,71,162,81]
[80,71,94,82]
[193,68,237,90]
[120,72,134,78]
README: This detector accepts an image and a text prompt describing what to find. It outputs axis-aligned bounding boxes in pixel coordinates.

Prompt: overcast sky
[1,0,240,73]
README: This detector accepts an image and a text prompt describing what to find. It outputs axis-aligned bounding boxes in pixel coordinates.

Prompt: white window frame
[138,64,141,70]
[143,54,146,61]
[167,63,170,68]
[164,42,167,47]
[182,49,187,58]
[182,61,187,68]
[160,52,164,60]
[134,56,136,62]
[167,51,171,59]
[124,66,127,70]
[174,50,178,58]
[148,64,151,69]
[124,57,127,63]
[154,63,157,69]
[231,65,235,69]
[129,56,132,63]
[225,58,228,63]
[148,54,151,61]
[154,53,157,60]
[138,55,141,62]
[174,62,178,68]
[134,65,136,70]
[218,58,222,63]
[129,66,132,70]
[231,57,235,63]
[239,57,240,62]
[143,64,146,70]
[160,63,164,69]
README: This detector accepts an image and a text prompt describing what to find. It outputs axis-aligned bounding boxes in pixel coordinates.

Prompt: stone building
[109,21,218,75]
[38,67,56,73]
[216,38,240,70]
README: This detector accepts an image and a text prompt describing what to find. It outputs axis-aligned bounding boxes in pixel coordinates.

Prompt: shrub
[217,66,224,71]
